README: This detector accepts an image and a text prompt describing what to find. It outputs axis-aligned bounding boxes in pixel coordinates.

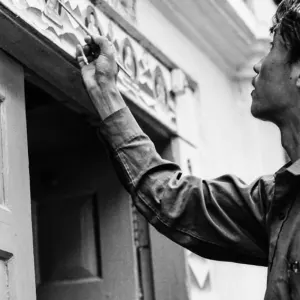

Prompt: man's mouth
[251,89,256,98]
[251,77,256,88]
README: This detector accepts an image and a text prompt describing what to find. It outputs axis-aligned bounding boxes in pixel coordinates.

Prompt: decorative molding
[43,0,63,28]
[171,69,188,96]
[103,0,137,22]
[187,252,212,290]
[0,0,183,126]
[148,0,265,77]
[92,0,198,91]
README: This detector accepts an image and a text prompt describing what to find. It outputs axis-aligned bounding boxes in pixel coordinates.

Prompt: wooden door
[0,51,36,299]
[26,99,138,300]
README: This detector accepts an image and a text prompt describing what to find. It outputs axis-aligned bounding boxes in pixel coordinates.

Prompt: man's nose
[253,59,262,74]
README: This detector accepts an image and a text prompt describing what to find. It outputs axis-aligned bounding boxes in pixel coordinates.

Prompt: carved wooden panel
[0,50,36,299]
[1,0,176,126]
[43,0,63,28]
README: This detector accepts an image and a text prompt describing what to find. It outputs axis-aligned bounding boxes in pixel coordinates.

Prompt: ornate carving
[104,0,136,22]
[85,5,104,36]
[171,68,188,96]
[106,20,115,42]
[4,0,176,125]
[138,52,154,98]
[43,0,63,28]
[188,253,212,291]
[154,66,167,107]
[119,0,136,20]
[154,66,175,118]
[0,94,5,103]
[121,38,138,79]
[11,0,27,9]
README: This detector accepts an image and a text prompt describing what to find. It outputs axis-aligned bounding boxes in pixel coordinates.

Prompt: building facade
[0,0,285,299]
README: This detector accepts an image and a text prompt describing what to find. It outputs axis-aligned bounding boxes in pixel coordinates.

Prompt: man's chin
[250,92,279,122]
[251,103,272,122]
[251,91,264,119]
[250,100,265,120]
[250,105,260,118]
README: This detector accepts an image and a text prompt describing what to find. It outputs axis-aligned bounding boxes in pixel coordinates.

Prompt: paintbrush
[57,0,131,77]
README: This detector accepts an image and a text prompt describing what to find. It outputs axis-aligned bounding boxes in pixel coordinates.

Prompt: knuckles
[79,37,118,86]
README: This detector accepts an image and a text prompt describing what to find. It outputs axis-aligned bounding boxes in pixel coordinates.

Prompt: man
[76,0,300,299]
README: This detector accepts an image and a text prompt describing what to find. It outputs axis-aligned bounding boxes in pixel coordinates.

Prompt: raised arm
[76,35,272,267]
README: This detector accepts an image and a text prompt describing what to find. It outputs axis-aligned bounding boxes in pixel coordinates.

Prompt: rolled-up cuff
[98,107,145,150]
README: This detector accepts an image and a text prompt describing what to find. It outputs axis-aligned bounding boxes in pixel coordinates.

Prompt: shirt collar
[285,158,300,176]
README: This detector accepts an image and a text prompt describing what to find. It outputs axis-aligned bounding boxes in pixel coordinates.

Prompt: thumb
[76,45,88,69]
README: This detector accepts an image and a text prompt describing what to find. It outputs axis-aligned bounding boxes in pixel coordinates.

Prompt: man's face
[251,33,299,122]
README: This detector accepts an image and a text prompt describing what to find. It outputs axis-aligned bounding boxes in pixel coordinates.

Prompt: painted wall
[135,1,284,299]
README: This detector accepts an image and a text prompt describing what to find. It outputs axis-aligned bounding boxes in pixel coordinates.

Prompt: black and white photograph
[0,1,297,300]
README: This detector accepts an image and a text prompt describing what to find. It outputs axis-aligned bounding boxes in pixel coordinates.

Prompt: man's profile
[76,1,300,299]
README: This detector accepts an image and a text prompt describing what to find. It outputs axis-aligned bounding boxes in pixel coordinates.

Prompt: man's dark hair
[271,0,300,62]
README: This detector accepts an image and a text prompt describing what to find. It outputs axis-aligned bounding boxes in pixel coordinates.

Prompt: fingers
[83,44,90,56]
[76,45,90,68]
[84,35,92,44]
[76,35,117,79]
[81,44,97,62]
[77,57,86,68]
[84,34,114,58]
[76,45,85,68]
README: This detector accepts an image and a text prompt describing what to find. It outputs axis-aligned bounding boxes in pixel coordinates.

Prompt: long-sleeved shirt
[98,106,300,300]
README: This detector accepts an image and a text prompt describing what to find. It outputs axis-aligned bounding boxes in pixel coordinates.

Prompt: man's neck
[280,112,300,162]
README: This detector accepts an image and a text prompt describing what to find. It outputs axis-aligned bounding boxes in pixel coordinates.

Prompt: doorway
[25,81,139,300]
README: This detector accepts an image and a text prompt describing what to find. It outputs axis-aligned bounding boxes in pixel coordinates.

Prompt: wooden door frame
[0,4,192,300]
[0,50,36,299]
[25,69,191,300]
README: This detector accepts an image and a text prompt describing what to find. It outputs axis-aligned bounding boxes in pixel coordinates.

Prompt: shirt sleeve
[98,107,272,267]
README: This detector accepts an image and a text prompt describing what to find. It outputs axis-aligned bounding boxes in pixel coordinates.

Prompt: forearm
[98,107,178,193]
[87,82,126,120]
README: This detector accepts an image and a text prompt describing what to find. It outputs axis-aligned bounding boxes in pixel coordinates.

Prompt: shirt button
[290,261,300,273]
[278,212,285,220]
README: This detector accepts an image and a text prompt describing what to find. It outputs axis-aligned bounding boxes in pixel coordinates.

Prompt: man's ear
[296,74,300,89]
[296,75,300,89]
[292,62,300,89]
